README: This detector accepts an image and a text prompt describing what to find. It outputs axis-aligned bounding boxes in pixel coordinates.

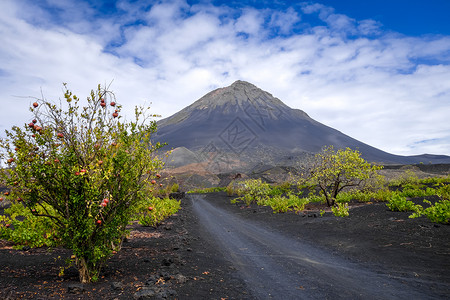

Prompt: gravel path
[190,193,444,299]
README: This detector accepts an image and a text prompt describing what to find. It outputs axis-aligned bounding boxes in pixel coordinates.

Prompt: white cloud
[234,8,264,36]
[269,7,301,35]
[357,19,382,36]
[0,0,449,157]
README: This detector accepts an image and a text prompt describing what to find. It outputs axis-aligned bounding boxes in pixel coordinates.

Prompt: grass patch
[187,187,227,194]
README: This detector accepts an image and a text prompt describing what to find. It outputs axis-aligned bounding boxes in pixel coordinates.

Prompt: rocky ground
[1,187,449,299]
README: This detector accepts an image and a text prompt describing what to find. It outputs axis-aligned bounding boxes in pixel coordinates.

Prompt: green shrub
[268,186,284,197]
[372,188,393,202]
[419,175,450,185]
[226,183,235,196]
[231,179,271,206]
[275,182,291,194]
[304,194,325,203]
[264,193,310,213]
[331,203,349,217]
[399,184,434,198]
[309,146,383,207]
[171,183,179,193]
[335,188,398,204]
[437,184,450,199]
[134,196,180,227]
[336,189,376,203]
[389,169,420,186]
[417,200,449,224]
[0,84,164,283]
[386,193,422,212]
[336,191,354,203]
[265,194,289,213]
[409,199,449,224]
[353,190,372,202]
[287,193,310,212]
[0,201,59,249]
[158,182,181,197]
[188,187,226,194]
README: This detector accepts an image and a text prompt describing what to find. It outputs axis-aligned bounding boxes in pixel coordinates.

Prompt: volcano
[154,80,450,168]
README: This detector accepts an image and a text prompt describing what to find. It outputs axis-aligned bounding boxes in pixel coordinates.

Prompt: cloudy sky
[1,0,449,156]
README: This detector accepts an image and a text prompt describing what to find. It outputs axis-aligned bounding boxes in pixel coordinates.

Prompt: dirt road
[0,191,448,299]
[189,193,444,299]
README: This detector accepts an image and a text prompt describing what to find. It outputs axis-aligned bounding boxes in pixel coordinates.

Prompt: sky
[0,0,449,156]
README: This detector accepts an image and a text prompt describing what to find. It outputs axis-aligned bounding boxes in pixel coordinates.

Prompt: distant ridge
[154,80,450,168]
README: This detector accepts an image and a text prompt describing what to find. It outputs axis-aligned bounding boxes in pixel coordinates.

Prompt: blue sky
[306,0,450,36]
[1,0,449,156]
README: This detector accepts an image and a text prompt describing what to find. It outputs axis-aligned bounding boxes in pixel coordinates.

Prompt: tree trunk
[77,257,91,283]
[319,184,334,207]
[330,181,340,207]
[327,197,335,207]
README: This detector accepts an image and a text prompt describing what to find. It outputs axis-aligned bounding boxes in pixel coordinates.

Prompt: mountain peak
[229,80,256,88]
[154,81,450,165]
[191,80,290,113]
[158,80,309,128]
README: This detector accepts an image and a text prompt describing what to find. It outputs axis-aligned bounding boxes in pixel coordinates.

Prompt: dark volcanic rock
[67,283,85,294]
[154,80,450,167]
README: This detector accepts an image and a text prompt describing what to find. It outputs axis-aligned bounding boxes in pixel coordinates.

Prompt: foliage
[267,186,284,197]
[0,201,59,248]
[389,169,420,186]
[188,187,226,194]
[386,193,422,212]
[229,179,310,213]
[303,194,325,203]
[336,190,371,203]
[157,182,180,197]
[263,193,310,213]
[437,183,450,199]
[271,182,291,195]
[260,194,288,213]
[309,146,383,207]
[419,175,450,185]
[372,188,394,202]
[134,196,180,227]
[226,183,235,196]
[399,185,437,198]
[231,179,272,206]
[0,84,163,283]
[331,202,349,217]
[171,183,180,193]
[385,179,450,223]
[424,199,450,224]
[224,162,449,220]
[409,184,450,224]
[409,199,449,224]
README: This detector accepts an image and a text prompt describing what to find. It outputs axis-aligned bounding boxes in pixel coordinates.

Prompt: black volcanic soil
[1,192,449,299]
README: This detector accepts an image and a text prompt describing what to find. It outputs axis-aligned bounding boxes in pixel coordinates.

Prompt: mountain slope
[154,80,450,166]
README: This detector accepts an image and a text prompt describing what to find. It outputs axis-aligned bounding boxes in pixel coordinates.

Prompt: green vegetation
[188,186,226,194]
[309,146,383,207]
[133,196,181,227]
[263,193,309,213]
[386,192,422,212]
[331,203,349,217]
[0,201,59,249]
[226,147,449,221]
[409,199,450,224]
[157,182,181,197]
[385,173,450,224]
[230,179,271,206]
[230,178,313,214]
[0,84,174,283]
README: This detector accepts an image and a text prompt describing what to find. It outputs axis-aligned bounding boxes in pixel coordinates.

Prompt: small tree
[0,84,163,283]
[310,146,383,207]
